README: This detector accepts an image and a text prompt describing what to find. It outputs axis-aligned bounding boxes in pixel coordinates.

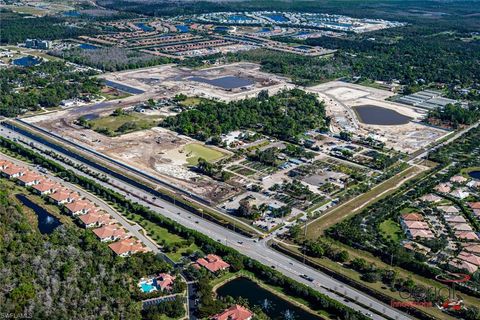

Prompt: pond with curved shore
[353,105,412,125]
[468,171,480,180]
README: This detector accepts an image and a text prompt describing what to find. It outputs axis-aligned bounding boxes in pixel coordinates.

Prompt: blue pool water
[266,14,288,22]
[136,23,154,32]
[79,43,99,50]
[228,15,250,21]
[140,282,156,293]
[176,25,189,32]
[13,56,42,67]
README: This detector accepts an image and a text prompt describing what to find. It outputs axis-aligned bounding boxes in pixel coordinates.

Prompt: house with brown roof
[32,180,61,195]
[401,213,423,221]
[65,200,96,216]
[1,164,25,179]
[93,224,128,242]
[457,251,480,267]
[0,159,11,170]
[402,220,430,230]
[444,215,467,224]
[450,175,468,184]
[409,229,435,239]
[156,273,176,291]
[79,211,113,228]
[463,243,480,254]
[212,305,253,320]
[17,171,42,186]
[402,241,431,256]
[48,188,79,205]
[195,254,230,273]
[455,231,480,241]
[108,238,149,257]
[468,202,480,210]
[419,194,442,203]
[448,259,478,274]
[435,182,452,193]
[450,223,473,232]
[437,206,460,214]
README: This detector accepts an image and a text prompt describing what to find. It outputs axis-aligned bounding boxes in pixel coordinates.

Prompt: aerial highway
[0,121,411,320]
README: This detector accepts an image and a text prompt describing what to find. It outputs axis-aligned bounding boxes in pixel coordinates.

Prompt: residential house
[437,206,460,215]
[455,231,479,241]
[467,180,480,189]
[48,188,79,205]
[409,229,435,239]
[0,159,10,170]
[435,182,452,193]
[402,241,431,256]
[32,180,61,195]
[450,175,468,184]
[195,254,230,273]
[79,211,113,228]
[401,213,424,221]
[156,273,176,291]
[1,164,25,179]
[449,188,470,200]
[93,224,128,242]
[450,223,473,232]
[448,259,478,274]
[420,194,442,203]
[212,305,253,320]
[65,200,96,216]
[17,171,42,186]
[468,202,480,210]
[463,243,480,255]
[457,251,480,267]
[444,215,467,224]
[108,238,149,257]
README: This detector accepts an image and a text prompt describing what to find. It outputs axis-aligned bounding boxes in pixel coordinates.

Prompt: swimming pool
[140,282,157,293]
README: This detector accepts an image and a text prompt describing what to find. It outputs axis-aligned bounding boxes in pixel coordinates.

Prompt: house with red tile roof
[195,254,230,273]
[468,202,480,210]
[448,259,478,274]
[48,188,80,205]
[0,159,11,170]
[402,220,430,230]
[108,238,149,257]
[434,182,452,193]
[444,215,467,224]
[65,200,96,216]
[457,251,480,267]
[420,194,442,203]
[156,273,176,291]
[1,164,25,179]
[463,243,480,254]
[17,171,42,186]
[450,175,468,184]
[437,206,460,214]
[409,229,435,239]
[402,241,431,256]
[93,224,128,242]
[32,180,61,195]
[79,211,113,228]
[450,223,473,232]
[455,231,480,241]
[401,213,423,221]
[212,305,253,320]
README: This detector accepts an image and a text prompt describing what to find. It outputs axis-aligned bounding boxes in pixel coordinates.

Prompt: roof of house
[0,159,11,168]
[65,200,95,213]
[451,223,473,232]
[32,180,59,192]
[455,231,480,241]
[450,189,469,199]
[403,241,431,254]
[462,243,480,254]
[435,183,452,193]
[448,259,478,274]
[49,189,79,202]
[93,224,127,239]
[409,229,435,239]
[212,305,253,320]
[468,202,480,209]
[458,251,480,266]
[17,171,41,183]
[156,273,176,290]
[108,238,148,256]
[401,213,424,221]
[196,254,230,273]
[444,215,467,224]
[79,211,111,225]
[1,164,24,175]
[403,220,430,230]
[420,194,441,202]
[437,206,460,214]
[450,175,468,183]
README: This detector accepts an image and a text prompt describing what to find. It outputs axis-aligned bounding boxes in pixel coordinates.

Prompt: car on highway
[300,274,314,282]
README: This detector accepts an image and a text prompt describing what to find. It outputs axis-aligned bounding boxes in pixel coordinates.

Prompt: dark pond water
[266,14,288,22]
[82,113,99,121]
[16,194,61,235]
[353,105,412,125]
[229,15,250,21]
[216,277,321,320]
[104,80,145,94]
[79,43,99,50]
[63,10,80,17]
[189,76,254,89]
[468,171,480,180]
[13,56,42,67]
[176,25,189,32]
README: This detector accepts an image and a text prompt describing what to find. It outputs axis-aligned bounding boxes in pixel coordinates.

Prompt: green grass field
[89,113,162,135]
[183,143,227,165]
[379,219,403,243]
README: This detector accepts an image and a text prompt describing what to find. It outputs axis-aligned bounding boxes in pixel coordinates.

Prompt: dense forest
[426,103,480,128]
[0,10,99,44]
[0,61,102,117]
[162,89,329,142]
[0,182,171,319]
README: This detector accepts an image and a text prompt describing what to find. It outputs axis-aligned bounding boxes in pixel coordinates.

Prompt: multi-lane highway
[0,122,411,320]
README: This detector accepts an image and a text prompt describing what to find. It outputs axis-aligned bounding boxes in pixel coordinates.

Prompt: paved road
[0,125,411,320]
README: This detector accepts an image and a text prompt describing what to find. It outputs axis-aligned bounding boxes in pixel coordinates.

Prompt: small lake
[216,277,321,320]
[229,15,250,21]
[13,56,42,67]
[79,43,99,50]
[16,194,61,235]
[176,25,189,32]
[468,171,480,180]
[353,105,412,125]
[136,23,154,32]
[266,14,288,22]
[189,76,254,89]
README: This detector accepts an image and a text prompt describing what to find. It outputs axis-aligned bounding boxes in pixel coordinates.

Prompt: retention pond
[353,105,412,125]
[16,194,61,234]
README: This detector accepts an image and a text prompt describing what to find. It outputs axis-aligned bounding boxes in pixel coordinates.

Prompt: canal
[216,277,322,320]
[16,194,61,234]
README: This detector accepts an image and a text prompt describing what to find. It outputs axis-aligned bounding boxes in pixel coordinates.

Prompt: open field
[306,164,427,238]
[87,113,163,134]
[183,143,227,165]
[306,81,449,154]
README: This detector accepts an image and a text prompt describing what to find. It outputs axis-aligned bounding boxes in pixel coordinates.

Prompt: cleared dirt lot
[307,81,450,154]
